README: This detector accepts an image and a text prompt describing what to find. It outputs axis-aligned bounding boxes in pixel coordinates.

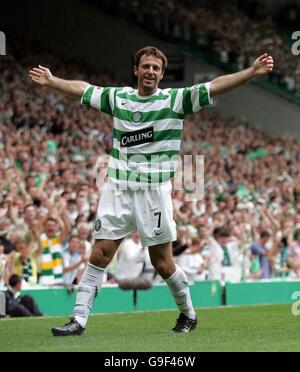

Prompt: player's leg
[73,238,123,326]
[149,243,197,333]
[52,183,136,336]
[52,239,122,337]
[135,183,196,332]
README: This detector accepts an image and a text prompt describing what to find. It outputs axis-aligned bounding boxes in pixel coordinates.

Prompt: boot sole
[51,328,87,337]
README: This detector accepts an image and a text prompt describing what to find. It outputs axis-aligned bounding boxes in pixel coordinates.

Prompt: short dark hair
[260,231,270,239]
[134,46,168,71]
[9,274,22,288]
[213,227,231,239]
[45,217,58,224]
[67,199,77,205]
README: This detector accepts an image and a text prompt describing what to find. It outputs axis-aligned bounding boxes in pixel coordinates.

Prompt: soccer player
[29,47,273,336]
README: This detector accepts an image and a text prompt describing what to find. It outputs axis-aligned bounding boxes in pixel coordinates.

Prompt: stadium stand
[98,0,300,104]
[1,35,300,291]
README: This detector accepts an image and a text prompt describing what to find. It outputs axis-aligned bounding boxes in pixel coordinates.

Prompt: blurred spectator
[115,232,153,282]
[205,227,242,281]
[76,222,92,255]
[63,236,88,287]
[5,274,43,317]
[0,219,14,254]
[271,236,290,278]
[11,234,38,285]
[23,204,38,230]
[39,213,71,286]
[250,231,272,279]
[172,227,190,257]
[175,237,205,282]
[0,245,11,286]
[288,229,300,278]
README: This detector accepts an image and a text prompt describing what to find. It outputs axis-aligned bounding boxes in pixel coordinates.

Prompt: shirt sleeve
[172,82,214,117]
[250,244,264,256]
[81,85,115,116]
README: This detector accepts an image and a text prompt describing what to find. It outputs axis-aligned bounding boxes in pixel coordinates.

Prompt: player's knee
[89,240,114,268]
[152,261,173,279]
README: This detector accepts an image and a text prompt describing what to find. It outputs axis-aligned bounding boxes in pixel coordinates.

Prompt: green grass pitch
[0,305,299,352]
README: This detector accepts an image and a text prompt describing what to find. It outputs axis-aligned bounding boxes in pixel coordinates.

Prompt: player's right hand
[28,65,53,85]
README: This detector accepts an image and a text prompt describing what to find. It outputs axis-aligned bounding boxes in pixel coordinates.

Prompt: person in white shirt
[76,222,92,256]
[207,227,242,282]
[176,238,205,282]
[115,232,152,282]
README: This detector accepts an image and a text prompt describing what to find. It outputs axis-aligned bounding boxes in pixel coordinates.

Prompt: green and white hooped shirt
[81,83,213,188]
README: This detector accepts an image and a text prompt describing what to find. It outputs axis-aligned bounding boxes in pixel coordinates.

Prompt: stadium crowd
[101,0,300,93]
[1,37,300,291]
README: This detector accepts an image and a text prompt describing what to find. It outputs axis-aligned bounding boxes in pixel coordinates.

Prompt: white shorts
[94,181,177,247]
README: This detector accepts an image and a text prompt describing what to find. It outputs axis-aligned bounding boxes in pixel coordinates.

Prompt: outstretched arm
[210,53,274,98]
[29,65,89,97]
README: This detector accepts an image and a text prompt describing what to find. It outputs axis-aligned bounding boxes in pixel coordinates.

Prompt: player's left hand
[252,54,274,76]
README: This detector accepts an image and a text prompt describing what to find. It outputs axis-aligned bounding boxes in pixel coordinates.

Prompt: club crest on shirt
[131,111,143,123]
[95,219,102,232]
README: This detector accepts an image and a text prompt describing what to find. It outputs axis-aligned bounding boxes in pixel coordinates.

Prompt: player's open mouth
[144,77,155,82]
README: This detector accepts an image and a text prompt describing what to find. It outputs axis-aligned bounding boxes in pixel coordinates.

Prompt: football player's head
[134,46,167,93]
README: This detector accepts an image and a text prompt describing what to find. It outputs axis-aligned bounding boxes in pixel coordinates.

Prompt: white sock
[165,265,196,320]
[73,263,105,328]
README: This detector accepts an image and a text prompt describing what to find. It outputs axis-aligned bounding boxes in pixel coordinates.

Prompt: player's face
[135,55,164,94]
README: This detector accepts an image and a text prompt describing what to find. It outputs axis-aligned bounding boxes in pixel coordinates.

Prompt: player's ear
[134,65,138,77]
